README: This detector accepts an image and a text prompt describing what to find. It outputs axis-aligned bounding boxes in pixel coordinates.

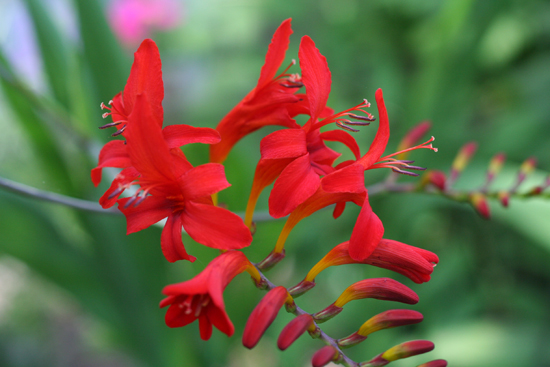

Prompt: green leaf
[23,0,71,107]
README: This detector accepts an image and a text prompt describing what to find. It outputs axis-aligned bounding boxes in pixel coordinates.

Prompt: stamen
[111,125,126,137]
[391,168,420,177]
[406,165,427,171]
[336,121,360,133]
[123,196,138,208]
[102,112,111,119]
[349,114,375,121]
[99,121,124,129]
[107,187,125,200]
[344,120,371,126]
[280,81,304,88]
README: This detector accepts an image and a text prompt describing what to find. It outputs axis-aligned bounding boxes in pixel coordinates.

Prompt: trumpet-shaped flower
[244,36,371,225]
[209,19,303,164]
[117,93,252,262]
[160,251,253,339]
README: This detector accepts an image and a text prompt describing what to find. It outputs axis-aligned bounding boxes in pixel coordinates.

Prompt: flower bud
[381,340,435,361]
[277,314,318,350]
[362,340,435,366]
[511,157,537,192]
[333,278,419,308]
[358,309,423,336]
[498,191,510,207]
[338,309,423,348]
[396,121,432,160]
[470,192,490,219]
[311,346,339,367]
[421,170,447,191]
[449,142,477,186]
[242,286,293,349]
[304,240,438,286]
[417,359,448,367]
[485,152,506,187]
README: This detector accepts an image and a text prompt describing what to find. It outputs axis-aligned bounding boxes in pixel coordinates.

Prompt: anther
[99,121,123,129]
[107,187,124,200]
[349,114,375,121]
[344,120,371,126]
[133,194,148,207]
[405,165,427,171]
[336,121,360,133]
[102,112,111,119]
[392,168,420,177]
[123,196,138,208]
[111,125,126,137]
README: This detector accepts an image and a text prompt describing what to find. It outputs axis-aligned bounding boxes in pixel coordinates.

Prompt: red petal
[163,124,221,148]
[257,19,292,90]
[91,140,131,186]
[125,93,175,183]
[206,304,234,337]
[177,163,230,200]
[182,202,252,250]
[349,195,384,261]
[333,202,346,219]
[269,154,321,218]
[161,212,196,263]
[165,303,197,328]
[299,36,331,121]
[321,164,365,194]
[118,195,173,234]
[198,314,213,340]
[260,129,307,159]
[360,88,390,169]
[99,167,139,208]
[320,130,361,160]
[123,39,164,122]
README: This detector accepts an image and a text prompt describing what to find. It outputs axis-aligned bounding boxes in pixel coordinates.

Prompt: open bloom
[209,19,302,164]
[244,35,370,225]
[92,38,164,186]
[160,251,253,340]
[116,93,252,262]
[268,89,437,262]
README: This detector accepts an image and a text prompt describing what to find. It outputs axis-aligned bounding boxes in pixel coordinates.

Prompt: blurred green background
[1,0,550,366]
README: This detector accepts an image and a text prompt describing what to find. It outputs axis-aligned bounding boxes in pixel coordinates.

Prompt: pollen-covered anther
[348,113,376,122]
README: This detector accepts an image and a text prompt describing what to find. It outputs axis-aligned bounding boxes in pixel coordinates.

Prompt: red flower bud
[334,278,419,307]
[304,240,438,286]
[277,314,317,350]
[363,340,435,366]
[381,340,435,361]
[311,346,339,367]
[242,286,293,349]
[449,141,477,186]
[423,170,447,191]
[470,192,491,219]
[417,359,448,367]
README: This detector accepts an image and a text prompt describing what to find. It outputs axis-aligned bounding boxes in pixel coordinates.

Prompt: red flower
[302,239,439,285]
[160,251,253,340]
[269,89,437,262]
[244,36,370,225]
[117,93,252,262]
[92,39,164,186]
[209,19,302,164]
